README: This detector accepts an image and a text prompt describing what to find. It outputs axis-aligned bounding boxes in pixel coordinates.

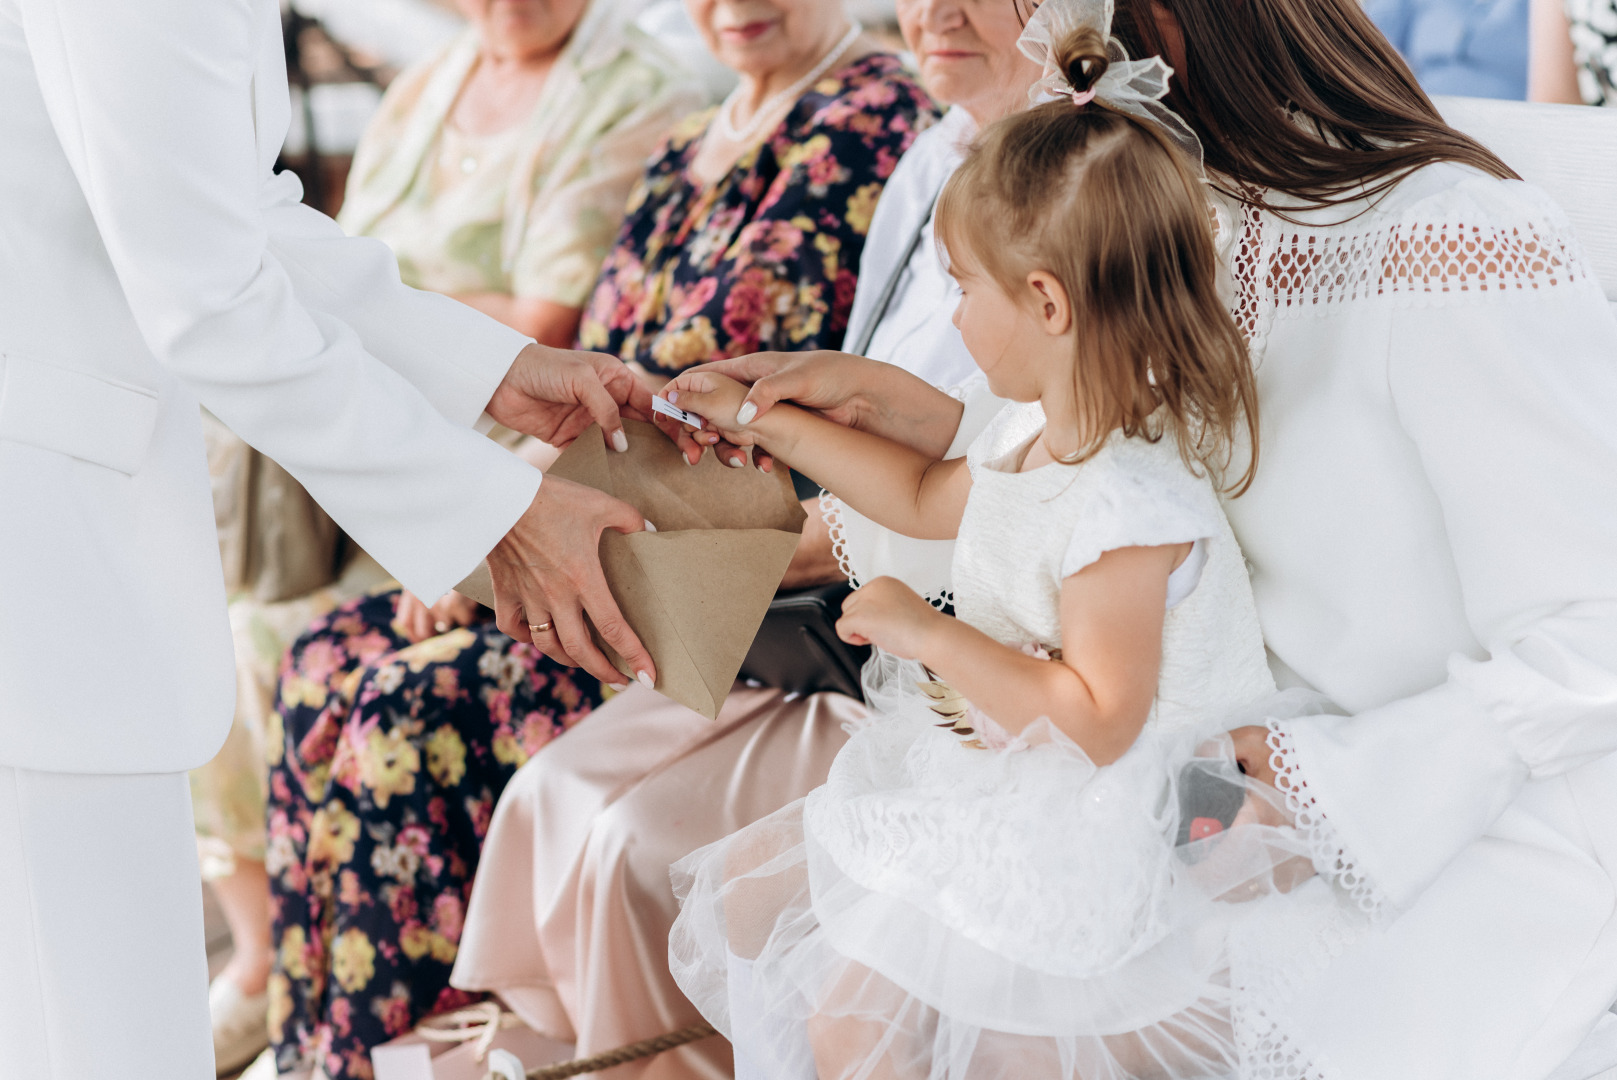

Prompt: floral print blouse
[576,53,938,374]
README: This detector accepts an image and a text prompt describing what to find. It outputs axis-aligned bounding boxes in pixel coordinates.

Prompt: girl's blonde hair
[935,26,1259,494]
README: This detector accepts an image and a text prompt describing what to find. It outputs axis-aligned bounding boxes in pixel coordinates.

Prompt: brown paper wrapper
[456,420,805,719]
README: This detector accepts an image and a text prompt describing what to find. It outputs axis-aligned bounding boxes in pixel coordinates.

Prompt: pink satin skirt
[451,683,861,1079]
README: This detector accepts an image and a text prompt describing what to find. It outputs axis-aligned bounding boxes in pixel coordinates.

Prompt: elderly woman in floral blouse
[576,11,934,379]
[259,1,930,1078]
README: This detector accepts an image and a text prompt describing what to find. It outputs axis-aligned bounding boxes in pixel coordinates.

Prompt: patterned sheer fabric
[576,53,937,374]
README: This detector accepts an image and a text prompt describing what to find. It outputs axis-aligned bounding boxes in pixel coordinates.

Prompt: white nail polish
[666,390,679,404]
[611,430,629,453]
[736,401,758,425]
[643,520,657,532]
[611,682,629,693]
[637,670,655,688]
[727,456,745,468]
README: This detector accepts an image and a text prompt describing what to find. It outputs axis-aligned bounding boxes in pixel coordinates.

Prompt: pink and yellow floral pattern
[576,53,936,376]
[266,591,603,1079]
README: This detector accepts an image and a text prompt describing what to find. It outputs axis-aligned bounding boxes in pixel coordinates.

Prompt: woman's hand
[394,590,482,644]
[488,344,656,451]
[835,576,943,660]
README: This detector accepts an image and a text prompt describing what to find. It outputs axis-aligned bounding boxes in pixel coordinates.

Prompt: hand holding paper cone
[460,419,805,719]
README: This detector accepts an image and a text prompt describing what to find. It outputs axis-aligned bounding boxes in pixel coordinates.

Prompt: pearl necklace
[714,22,863,144]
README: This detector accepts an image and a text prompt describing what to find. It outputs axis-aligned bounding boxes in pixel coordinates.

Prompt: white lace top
[1210,160,1617,936]
[953,403,1276,737]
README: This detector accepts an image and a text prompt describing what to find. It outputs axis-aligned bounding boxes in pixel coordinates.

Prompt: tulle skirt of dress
[669,655,1339,1080]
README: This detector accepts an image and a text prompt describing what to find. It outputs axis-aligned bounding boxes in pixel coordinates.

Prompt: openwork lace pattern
[1234,1006,1332,1080]
[1232,202,1275,359]
[820,487,857,585]
[1230,184,1593,369]
[1265,722,1390,920]
[1268,216,1588,312]
[1229,897,1363,1080]
[819,488,953,610]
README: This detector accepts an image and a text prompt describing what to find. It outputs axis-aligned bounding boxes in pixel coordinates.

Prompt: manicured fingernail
[685,453,696,465]
[643,520,657,532]
[727,456,744,468]
[611,682,629,692]
[611,430,629,453]
[736,402,758,425]
[666,391,678,404]
[636,670,654,688]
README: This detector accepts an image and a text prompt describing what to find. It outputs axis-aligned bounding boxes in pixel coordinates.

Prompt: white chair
[1436,95,1617,315]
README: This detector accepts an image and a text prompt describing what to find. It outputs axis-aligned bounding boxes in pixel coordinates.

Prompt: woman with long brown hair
[1106,0,1617,1076]
[668,0,1617,1074]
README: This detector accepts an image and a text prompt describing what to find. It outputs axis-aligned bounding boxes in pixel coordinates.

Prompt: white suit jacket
[0,0,545,775]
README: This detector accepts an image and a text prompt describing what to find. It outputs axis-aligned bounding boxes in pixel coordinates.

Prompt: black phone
[738,582,872,701]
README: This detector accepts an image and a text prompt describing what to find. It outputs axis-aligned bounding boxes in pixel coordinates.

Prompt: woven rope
[509,1022,719,1080]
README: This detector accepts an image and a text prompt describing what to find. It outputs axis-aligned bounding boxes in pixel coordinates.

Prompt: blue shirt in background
[1366,0,1529,99]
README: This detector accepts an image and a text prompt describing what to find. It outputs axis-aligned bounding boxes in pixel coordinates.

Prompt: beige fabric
[337,17,705,307]
[453,683,858,1078]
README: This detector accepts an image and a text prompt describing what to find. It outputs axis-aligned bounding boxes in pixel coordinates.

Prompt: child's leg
[725,949,814,1080]
[714,809,819,1080]
[806,961,937,1080]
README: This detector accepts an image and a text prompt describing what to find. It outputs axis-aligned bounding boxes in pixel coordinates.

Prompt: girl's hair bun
[1056,26,1110,96]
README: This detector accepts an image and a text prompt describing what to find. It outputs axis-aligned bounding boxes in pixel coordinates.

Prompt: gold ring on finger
[529,621,553,635]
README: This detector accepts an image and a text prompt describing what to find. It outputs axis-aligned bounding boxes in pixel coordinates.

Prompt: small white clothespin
[652,395,704,430]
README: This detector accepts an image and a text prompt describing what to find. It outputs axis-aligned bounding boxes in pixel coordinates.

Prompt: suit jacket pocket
[0,353,161,475]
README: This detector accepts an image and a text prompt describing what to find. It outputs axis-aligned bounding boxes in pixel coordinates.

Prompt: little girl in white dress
[656,17,1322,1079]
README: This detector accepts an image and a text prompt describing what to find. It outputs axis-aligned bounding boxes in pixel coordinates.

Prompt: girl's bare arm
[840,544,1184,764]
[666,371,970,540]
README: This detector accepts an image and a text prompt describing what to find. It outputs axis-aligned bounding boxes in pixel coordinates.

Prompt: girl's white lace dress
[669,404,1301,1080]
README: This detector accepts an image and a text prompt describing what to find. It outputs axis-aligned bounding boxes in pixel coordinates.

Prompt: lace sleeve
[1265,722,1391,921]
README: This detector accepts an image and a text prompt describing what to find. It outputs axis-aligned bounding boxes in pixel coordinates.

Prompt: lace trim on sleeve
[1265,720,1391,921]
[821,487,859,589]
[819,488,953,609]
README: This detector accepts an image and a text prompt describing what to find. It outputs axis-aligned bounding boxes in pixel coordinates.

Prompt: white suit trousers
[0,765,212,1079]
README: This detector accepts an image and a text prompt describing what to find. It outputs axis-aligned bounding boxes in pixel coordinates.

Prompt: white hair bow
[1018,0,1205,171]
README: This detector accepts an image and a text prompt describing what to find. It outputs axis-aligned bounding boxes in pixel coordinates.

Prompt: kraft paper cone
[456,420,805,719]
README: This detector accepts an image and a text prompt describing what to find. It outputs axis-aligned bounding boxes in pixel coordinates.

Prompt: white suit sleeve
[1273,277,1617,915]
[18,0,540,600]
[263,176,530,429]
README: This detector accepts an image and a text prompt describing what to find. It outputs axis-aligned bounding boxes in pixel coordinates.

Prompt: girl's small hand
[836,576,941,660]
[658,372,755,462]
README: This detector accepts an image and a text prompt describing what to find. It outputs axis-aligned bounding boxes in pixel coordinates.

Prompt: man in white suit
[0,0,665,1074]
